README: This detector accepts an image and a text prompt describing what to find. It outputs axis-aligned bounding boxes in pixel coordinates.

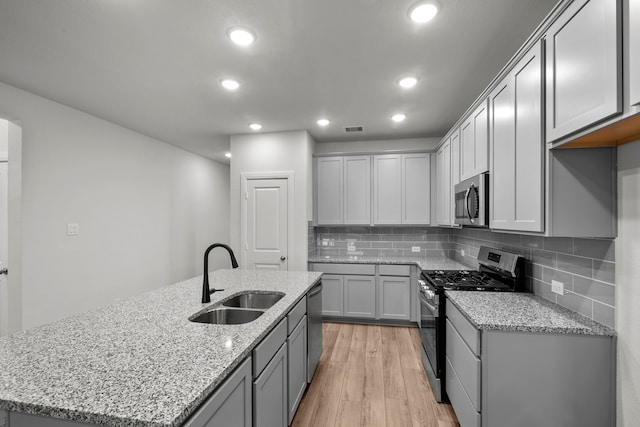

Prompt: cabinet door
[254,344,288,427]
[373,154,402,224]
[321,274,343,317]
[377,276,411,321]
[436,139,451,226]
[287,316,307,424]
[490,41,544,233]
[184,357,252,427]
[402,153,430,225]
[545,0,621,142]
[450,129,460,187]
[631,0,640,107]
[316,157,343,224]
[343,275,376,318]
[460,102,489,181]
[344,156,371,224]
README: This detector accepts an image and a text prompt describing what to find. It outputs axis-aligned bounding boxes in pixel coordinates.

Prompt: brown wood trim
[559,113,640,148]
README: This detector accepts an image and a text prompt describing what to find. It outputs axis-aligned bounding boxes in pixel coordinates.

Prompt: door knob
[280,256,286,261]
[0,268,7,275]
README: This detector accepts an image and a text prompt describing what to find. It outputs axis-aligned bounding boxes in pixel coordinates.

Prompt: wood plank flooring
[292,322,460,427]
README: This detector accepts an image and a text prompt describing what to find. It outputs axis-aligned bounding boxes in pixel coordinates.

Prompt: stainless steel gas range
[417,246,525,402]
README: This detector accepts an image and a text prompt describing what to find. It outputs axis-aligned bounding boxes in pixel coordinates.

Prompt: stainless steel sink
[222,292,285,309]
[189,308,263,325]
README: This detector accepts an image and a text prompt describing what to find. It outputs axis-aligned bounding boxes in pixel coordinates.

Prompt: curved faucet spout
[202,243,239,303]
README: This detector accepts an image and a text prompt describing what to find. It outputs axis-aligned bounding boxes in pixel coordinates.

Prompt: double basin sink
[189,292,285,325]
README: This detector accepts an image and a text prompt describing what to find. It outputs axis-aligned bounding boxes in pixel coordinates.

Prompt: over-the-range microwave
[454,172,489,227]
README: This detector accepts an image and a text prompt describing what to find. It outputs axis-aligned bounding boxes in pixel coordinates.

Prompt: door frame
[240,171,295,270]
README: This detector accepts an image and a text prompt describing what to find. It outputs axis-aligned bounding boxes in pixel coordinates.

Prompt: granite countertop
[308,255,472,271]
[0,269,322,427]
[446,291,615,336]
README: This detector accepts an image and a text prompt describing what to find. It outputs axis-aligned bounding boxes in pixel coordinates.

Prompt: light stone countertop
[0,269,322,427]
[446,291,615,336]
[308,255,472,271]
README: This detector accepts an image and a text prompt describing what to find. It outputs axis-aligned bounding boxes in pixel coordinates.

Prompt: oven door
[418,281,446,402]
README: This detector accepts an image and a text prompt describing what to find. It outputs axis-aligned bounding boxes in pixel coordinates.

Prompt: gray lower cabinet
[287,316,307,424]
[253,344,288,427]
[377,269,411,321]
[343,275,376,318]
[320,274,344,316]
[184,357,253,427]
[446,301,615,427]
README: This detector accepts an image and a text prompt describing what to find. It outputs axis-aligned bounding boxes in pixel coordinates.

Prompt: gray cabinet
[320,274,343,317]
[377,276,411,321]
[450,129,460,188]
[316,155,370,225]
[460,101,489,181]
[183,357,253,427]
[287,301,307,425]
[316,157,343,225]
[446,301,615,427]
[545,0,621,142]
[631,0,640,107]
[436,138,452,226]
[344,275,376,318]
[253,344,288,427]
[373,153,430,225]
[489,40,544,233]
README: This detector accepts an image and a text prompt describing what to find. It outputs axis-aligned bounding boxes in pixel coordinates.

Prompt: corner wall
[616,139,640,427]
[0,81,231,330]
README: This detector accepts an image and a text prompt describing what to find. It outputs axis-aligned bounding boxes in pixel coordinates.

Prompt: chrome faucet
[202,243,239,303]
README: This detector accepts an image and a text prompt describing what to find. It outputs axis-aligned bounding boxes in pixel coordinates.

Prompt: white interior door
[245,179,288,270]
[0,160,8,336]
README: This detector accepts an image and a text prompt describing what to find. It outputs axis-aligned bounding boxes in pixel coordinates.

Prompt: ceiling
[0,0,559,164]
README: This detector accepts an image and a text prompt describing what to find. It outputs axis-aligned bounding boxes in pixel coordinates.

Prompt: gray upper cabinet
[344,156,371,224]
[450,129,461,188]
[631,0,640,107]
[545,0,621,143]
[373,153,430,225]
[436,138,452,226]
[460,100,489,181]
[373,154,402,224]
[316,157,343,225]
[490,40,544,233]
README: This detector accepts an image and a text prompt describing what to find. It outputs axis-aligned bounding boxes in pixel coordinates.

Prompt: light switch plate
[551,280,564,295]
[461,249,465,257]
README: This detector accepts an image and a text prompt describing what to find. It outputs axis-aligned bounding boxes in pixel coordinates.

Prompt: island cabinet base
[9,413,97,427]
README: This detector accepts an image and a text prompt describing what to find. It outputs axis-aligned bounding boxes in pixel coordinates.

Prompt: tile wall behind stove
[451,228,616,328]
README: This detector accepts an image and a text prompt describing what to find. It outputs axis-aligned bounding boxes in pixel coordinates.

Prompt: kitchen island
[0,269,322,427]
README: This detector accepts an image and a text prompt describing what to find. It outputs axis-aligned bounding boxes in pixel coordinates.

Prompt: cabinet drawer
[447,301,480,356]
[378,265,411,276]
[311,263,375,275]
[253,318,287,378]
[446,319,481,411]
[287,296,307,335]
[446,357,481,427]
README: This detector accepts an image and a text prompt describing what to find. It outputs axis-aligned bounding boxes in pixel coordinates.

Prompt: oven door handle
[419,293,439,317]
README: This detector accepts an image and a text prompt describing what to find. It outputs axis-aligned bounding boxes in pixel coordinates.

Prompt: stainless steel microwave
[454,172,489,227]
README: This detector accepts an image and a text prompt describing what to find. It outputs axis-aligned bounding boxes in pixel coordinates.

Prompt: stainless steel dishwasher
[306,281,323,382]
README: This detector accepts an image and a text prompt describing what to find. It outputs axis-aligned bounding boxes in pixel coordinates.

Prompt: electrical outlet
[347,240,356,252]
[411,246,421,253]
[461,249,465,257]
[67,223,80,236]
[551,280,564,295]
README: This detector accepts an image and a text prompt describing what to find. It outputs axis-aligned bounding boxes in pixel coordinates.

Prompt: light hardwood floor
[291,322,460,427]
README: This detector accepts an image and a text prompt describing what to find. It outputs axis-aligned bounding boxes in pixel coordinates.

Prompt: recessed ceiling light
[317,119,330,126]
[249,123,262,130]
[220,78,241,90]
[398,77,418,88]
[224,152,232,158]
[409,1,440,23]
[392,113,407,122]
[228,27,256,46]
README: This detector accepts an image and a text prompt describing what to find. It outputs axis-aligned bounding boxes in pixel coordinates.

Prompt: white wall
[314,137,440,154]
[616,139,640,427]
[0,119,7,152]
[0,81,230,330]
[230,130,315,271]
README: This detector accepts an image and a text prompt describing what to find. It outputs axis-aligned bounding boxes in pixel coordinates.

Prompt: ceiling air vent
[345,126,364,132]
